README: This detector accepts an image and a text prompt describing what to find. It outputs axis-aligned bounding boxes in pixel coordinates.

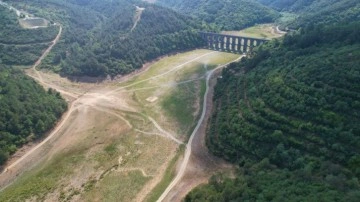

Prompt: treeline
[186,22,360,201]
[157,0,280,30]
[8,0,206,77]
[0,66,67,166]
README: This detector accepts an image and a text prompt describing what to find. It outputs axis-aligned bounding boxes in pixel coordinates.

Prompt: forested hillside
[157,0,279,30]
[0,66,67,166]
[0,6,58,66]
[186,22,360,201]
[258,0,319,11]
[258,0,360,28]
[6,0,205,77]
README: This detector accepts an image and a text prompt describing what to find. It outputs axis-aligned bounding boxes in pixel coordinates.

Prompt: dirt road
[157,56,243,202]
[32,25,63,83]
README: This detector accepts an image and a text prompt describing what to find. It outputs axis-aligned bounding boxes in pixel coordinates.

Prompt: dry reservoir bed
[0,49,238,202]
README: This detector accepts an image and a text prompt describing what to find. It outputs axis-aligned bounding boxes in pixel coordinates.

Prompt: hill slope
[7,0,205,77]
[186,22,360,201]
[258,0,360,28]
[157,0,279,30]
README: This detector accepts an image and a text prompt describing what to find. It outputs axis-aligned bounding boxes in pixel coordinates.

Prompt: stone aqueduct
[199,32,269,53]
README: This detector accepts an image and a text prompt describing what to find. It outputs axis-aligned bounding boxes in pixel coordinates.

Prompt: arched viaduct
[199,32,269,53]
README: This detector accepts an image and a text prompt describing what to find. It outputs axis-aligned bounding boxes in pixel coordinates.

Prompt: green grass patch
[159,62,207,134]
[161,81,201,133]
[104,143,118,156]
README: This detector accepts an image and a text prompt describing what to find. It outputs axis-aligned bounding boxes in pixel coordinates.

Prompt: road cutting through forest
[32,25,63,84]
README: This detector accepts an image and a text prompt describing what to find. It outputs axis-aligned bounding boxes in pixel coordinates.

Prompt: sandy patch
[146,96,159,103]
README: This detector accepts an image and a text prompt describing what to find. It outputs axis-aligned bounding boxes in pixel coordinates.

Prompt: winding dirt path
[32,25,63,84]
[157,56,243,202]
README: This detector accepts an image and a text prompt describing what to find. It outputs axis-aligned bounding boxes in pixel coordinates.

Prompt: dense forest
[258,0,360,28]
[157,0,279,30]
[5,0,206,77]
[0,6,58,66]
[0,66,67,166]
[186,22,360,201]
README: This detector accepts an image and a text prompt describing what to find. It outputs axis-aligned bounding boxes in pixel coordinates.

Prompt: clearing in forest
[19,17,49,29]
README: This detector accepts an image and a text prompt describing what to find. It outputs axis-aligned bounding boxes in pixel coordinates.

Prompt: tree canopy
[186,22,360,201]
[157,0,280,30]
[0,66,67,166]
[258,0,360,28]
